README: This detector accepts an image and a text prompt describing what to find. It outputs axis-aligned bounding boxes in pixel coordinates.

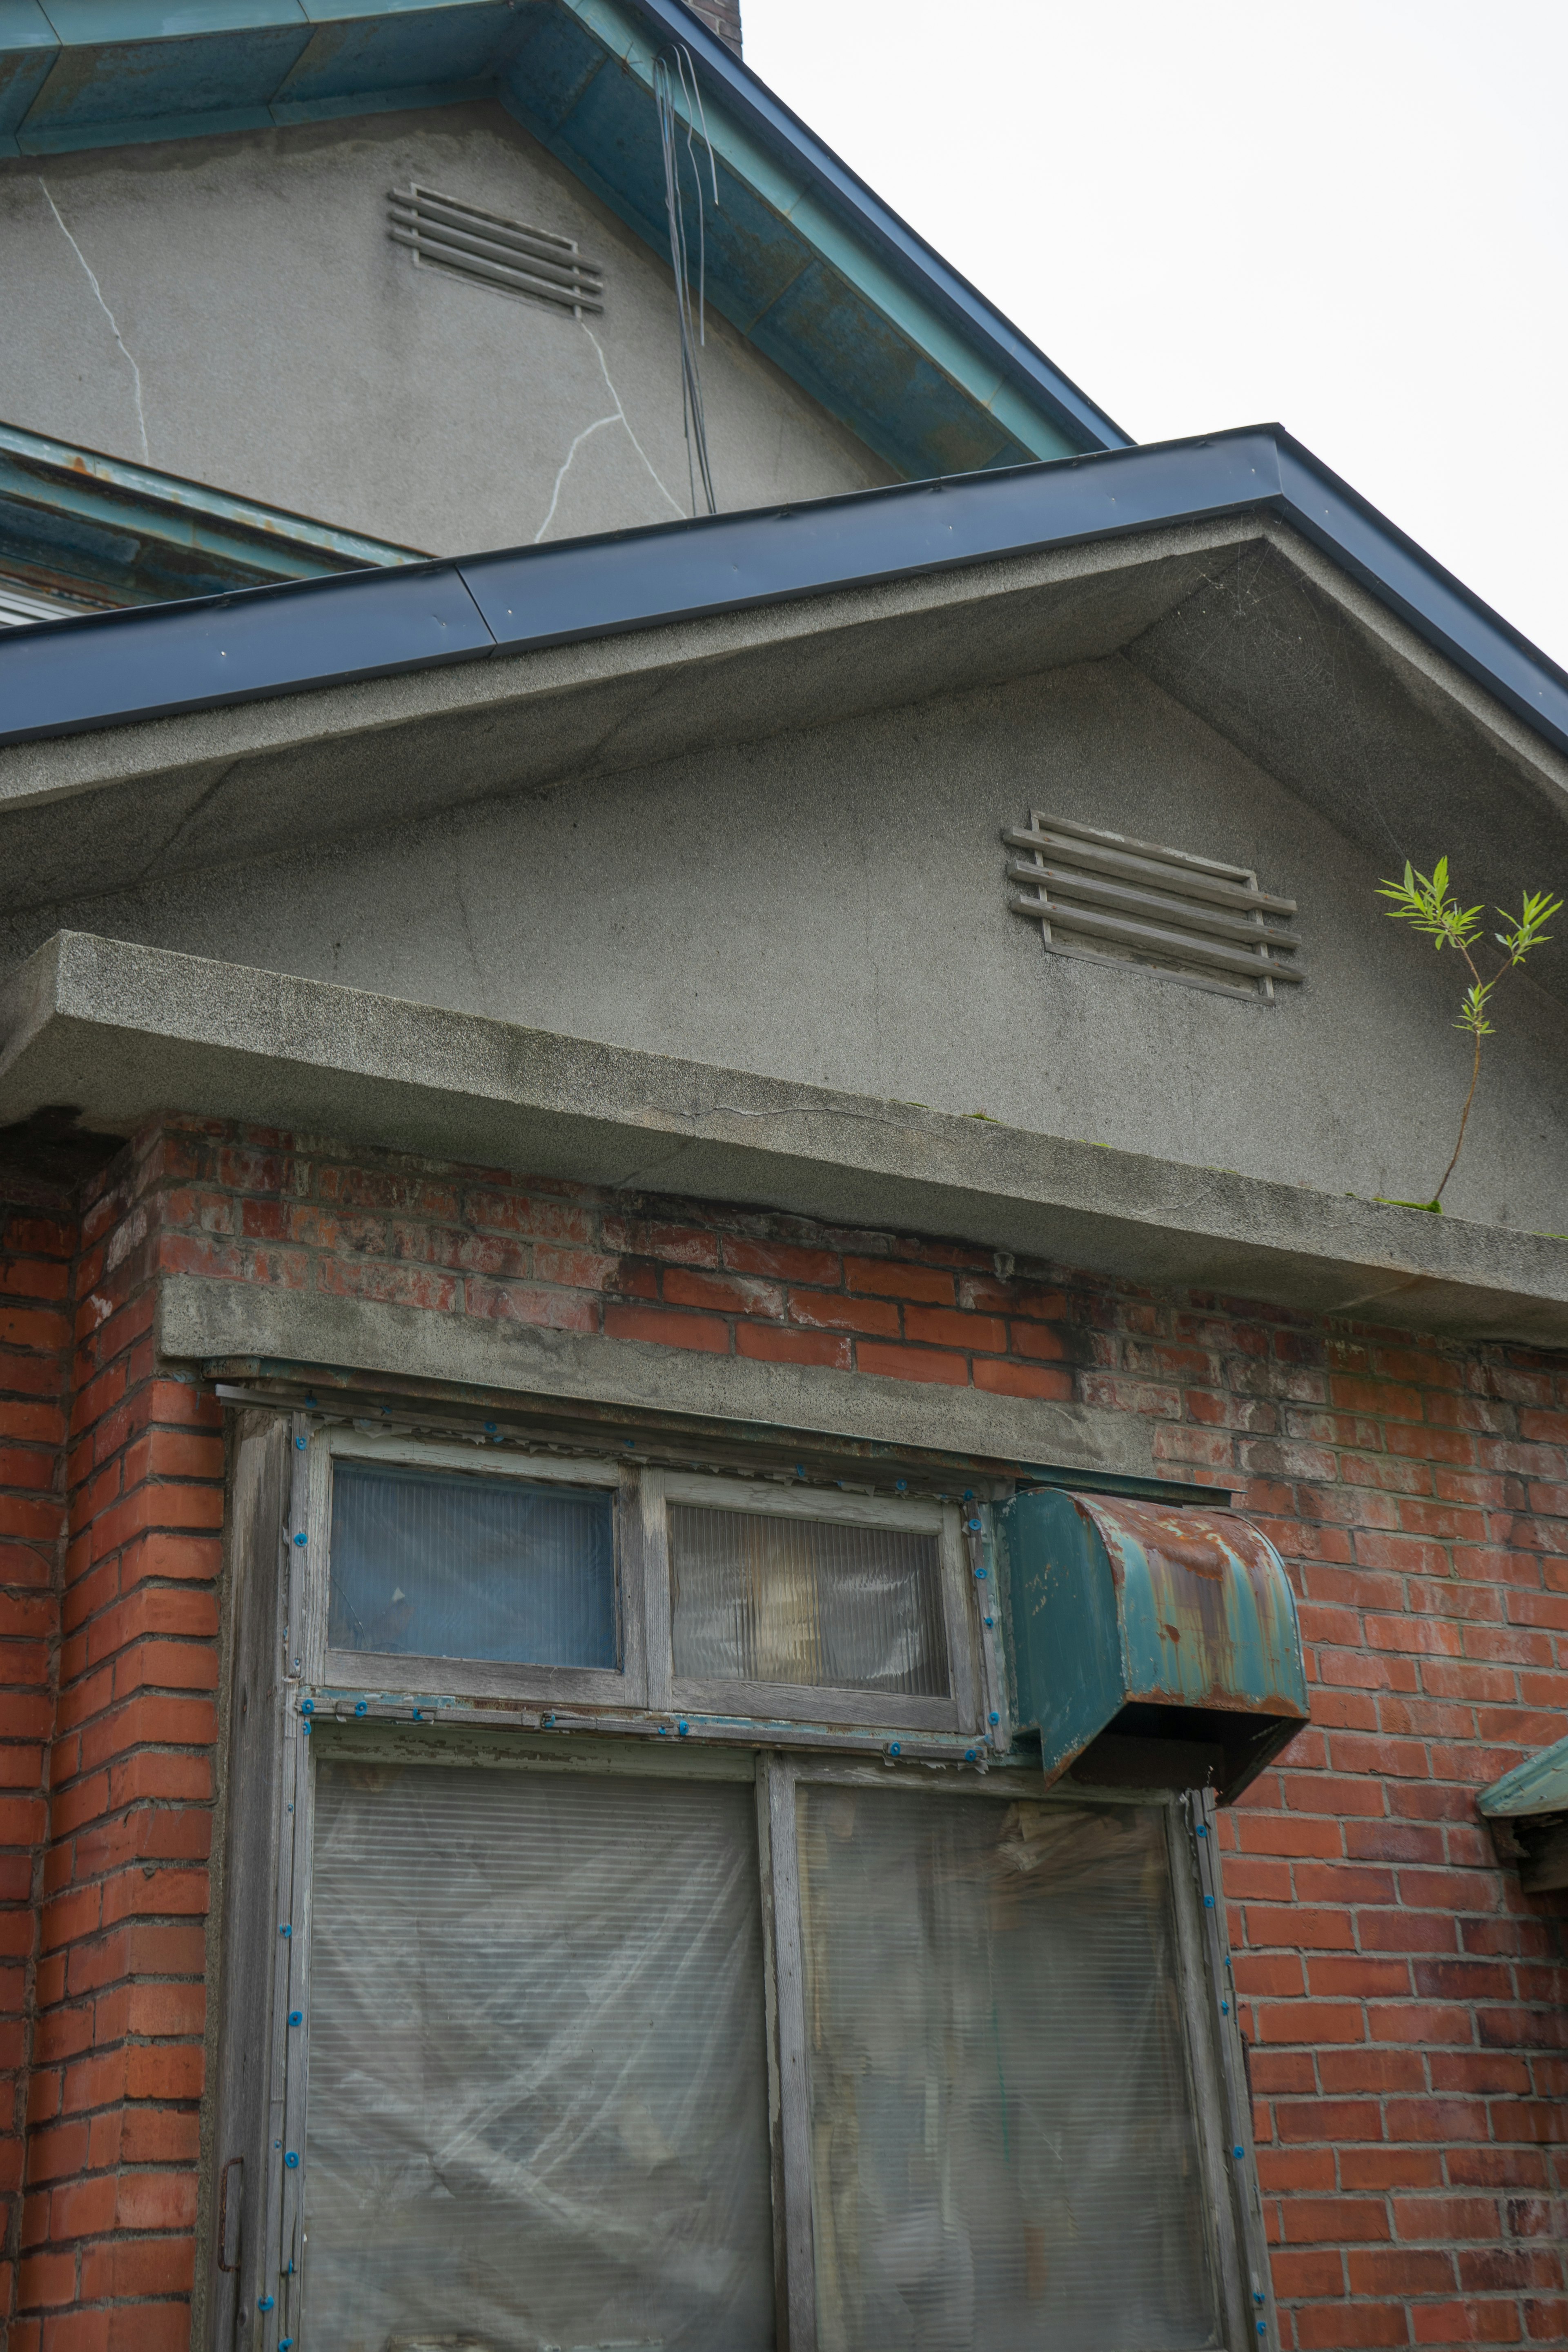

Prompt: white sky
[742,0,1568,670]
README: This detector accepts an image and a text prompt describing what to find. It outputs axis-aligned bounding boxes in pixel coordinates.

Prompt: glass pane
[305,1761,775,2350]
[328,1461,617,1667]
[670,1504,949,1697]
[797,1788,1218,2352]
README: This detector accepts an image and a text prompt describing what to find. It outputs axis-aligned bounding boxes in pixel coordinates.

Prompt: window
[303,1434,996,1747]
[218,1414,1275,2352]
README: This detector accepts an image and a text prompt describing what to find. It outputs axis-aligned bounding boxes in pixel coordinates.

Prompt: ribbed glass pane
[304,1761,775,2350]
[798,1788,1218,2352]
[328,1461,616,1667]
[670,1505,949,1697]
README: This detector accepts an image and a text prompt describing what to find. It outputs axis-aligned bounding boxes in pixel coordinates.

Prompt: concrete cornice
[157,1278,1158,1483]
[5,931,1566,1348]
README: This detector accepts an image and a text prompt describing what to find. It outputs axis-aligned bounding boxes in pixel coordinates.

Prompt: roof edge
[617,0,1132,454]
[1,427,1565,762]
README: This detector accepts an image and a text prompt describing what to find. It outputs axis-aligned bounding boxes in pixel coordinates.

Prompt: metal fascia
[4,428,1568,766]
[456,433,1282,651]
[0,561,492,740]
[0,419,427,574]
[1270,433,1568,761]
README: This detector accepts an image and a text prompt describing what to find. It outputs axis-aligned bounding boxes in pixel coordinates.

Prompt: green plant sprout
[1377,858,1562,1212]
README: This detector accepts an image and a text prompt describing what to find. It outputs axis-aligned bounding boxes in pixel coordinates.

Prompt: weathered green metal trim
[1477,1731,1568,1820]
[1000,1486,1310,1804]
[0,419,426,605]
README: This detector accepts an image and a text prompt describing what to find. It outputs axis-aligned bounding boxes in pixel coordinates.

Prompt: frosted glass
[328,1461,616,1667]
[798,1789,1218,2352]
[304,1761,775,2351]
[670,1504,948,1696]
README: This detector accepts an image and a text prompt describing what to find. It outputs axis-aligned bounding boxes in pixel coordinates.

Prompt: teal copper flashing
[0,419,426,608]
[998,1487,1309,1804]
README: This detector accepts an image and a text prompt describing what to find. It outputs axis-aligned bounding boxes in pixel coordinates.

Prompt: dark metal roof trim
[4,426,1566,760]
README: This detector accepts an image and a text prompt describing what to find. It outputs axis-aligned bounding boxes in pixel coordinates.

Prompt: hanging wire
[653,45,720,517]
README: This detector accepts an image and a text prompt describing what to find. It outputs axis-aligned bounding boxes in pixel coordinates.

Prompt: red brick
[722,1237,840,1286]
[786,1290,899,1338]
[842,1257,953,1305]
[17,2248,77,2308]
[1339,2146,1445,2191]
[114,2170,197,2232]
[854,1341,968,1388]
[1347,2246,1458,2296]
[972,1358,1073,1402]
[1392,2195,1504,2240]
[1274,2098,1383,2144]
[1255,2003,1365,2045]
[1246,1905,1356,1950]
[664,1266,785,1318]
[1411,2302,1523,2345]
[1279,2197,1392,2243]
[734,1324,851,1371]
[903,1305,1005,1352]
[1258,2146,1337,2193]
[602,1305,730,1354]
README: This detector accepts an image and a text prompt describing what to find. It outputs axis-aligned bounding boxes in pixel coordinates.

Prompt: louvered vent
[1005,812,1304,1001]
[388,185,604,315]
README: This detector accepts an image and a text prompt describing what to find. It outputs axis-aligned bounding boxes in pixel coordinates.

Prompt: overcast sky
[742,0,1568,670]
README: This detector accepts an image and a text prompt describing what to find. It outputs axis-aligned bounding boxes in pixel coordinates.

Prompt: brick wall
[9,1134,224,2352]
[685,0,742,55]
[5,1115,1567,2348]
[0,1198,76,2341]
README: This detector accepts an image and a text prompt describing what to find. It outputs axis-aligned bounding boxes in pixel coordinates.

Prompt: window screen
[304,1761,775,2350]
[797,1788,1218,2352]
[327,1461,616,1666]
[670,1504,949,1696]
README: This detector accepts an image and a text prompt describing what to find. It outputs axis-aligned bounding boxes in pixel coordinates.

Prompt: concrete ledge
[157,1276,1156,1479]
[6,930,1568,1347]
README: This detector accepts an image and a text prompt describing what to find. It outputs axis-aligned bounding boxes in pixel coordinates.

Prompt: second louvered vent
[1005,813,1304,1000]
[388,185,604,314]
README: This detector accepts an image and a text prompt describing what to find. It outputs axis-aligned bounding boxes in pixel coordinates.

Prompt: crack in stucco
[532,413,620,543]
[39,181,150,462]
[533,322,686,542]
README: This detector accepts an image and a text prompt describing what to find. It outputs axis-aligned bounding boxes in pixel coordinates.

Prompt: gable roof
[0,0,1127,483]
[4,424,1567,764]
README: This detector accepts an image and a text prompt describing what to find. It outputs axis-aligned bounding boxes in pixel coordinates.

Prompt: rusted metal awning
[1478,1735,1568,1892]
[998,1488,1310,1803]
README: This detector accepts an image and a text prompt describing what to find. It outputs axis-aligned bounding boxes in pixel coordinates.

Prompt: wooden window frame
[310,1427,642,1710]
[205,1408,1276,2352]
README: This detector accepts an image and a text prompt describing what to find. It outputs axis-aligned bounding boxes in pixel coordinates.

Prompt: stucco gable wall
[0,102,893,559]
[2,650,1563,1237]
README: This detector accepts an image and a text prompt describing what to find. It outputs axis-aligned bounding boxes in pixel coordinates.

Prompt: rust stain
[1078,1492,1307,1723]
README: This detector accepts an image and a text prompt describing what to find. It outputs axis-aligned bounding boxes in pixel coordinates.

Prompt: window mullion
[759,1750,816,2352]
[640,1464,672,1713]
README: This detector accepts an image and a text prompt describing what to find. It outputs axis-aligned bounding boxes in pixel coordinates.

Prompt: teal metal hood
[1477,1733,1568,1892]
[998,1488,1309,1804]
